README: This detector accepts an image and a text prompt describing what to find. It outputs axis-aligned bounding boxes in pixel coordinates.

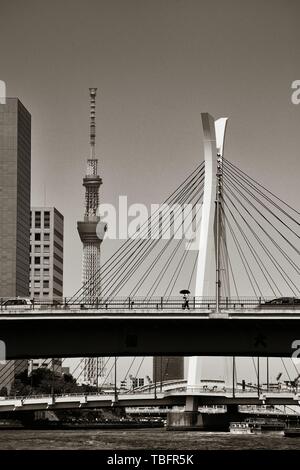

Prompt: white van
[1,298,33,310]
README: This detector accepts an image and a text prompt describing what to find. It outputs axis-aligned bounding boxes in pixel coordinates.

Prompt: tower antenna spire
[89,87,97,159]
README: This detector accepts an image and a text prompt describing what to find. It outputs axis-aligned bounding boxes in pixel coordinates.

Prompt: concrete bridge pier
[166,402,240,431]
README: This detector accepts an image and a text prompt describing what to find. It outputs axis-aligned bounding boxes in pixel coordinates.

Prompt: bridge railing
[0,296,300,310]
[1,296,300,312]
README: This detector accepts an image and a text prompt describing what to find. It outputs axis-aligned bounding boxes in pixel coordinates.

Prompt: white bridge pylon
[187,113,234,395]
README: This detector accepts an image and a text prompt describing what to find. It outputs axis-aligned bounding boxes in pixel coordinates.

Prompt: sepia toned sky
[1,0,300,381]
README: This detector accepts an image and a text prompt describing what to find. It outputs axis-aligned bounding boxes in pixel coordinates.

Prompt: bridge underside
[1,311,300,359]
[0,393,299,413]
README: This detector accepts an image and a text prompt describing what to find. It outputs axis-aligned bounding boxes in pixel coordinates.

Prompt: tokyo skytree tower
[77,88,105,297]
[77,88,106,385]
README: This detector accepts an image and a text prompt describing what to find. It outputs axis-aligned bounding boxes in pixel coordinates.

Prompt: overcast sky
[1,0,300,382]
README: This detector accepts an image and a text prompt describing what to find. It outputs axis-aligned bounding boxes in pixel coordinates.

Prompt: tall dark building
[153,357,184,383]
[0,98,31,297]
[0,98,31,392]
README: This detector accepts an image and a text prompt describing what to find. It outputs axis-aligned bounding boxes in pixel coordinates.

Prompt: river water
[0,429,299,450]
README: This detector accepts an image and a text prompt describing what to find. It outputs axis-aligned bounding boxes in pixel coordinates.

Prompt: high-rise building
[77,357,106,387]
[29,207,63,376]
[0,98,31,297]
[30,207,64,300]
[0,98,31,392]
[153,357,184,383]
[77,88,106,386]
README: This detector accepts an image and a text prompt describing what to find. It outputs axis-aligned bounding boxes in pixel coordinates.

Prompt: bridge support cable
[225,188,300,295]
[70,163,204,302]
[70,163,204,303]
[69,357,88,382]
[0,357,69,398]
[223,196,281,296]
[77,168,204,302]
[99,357,119,390]
[93,171,205,301]
[281,358,292,383]
[224,180,300,276]
[224,159,300,220]
[121,357,137,384]
[0,357,64,396]
[106,189,203,300]
[224,164,300,243]
[187,252,199,291]
[223,188,298,296]
[133,357,145,383]
[221,207,263,297]
[164,233,199,300]
[72,356,109,386]
[223,167,300,271]
[220,217,239,298]
[139,195,202,300]
[128,190,202,299]
[222,175,300,294]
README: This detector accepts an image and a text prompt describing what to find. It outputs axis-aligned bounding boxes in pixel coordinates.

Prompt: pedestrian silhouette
[182,294,190,310]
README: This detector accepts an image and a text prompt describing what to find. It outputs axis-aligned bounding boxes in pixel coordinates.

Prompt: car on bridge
[1,298,33,310]
[263,297,300,306]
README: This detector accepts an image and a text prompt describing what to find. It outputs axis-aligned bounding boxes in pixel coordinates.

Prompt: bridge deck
[1,308,300,358]
[0,388,300,412]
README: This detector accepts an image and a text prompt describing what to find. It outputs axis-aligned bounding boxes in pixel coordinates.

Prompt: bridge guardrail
[1,296,300,313]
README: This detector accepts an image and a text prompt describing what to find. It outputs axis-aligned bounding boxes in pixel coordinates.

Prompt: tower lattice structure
[77,88,105,385]
[77,88,104,298]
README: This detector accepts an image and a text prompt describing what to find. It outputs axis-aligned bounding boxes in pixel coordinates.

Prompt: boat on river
[230,418,285,434]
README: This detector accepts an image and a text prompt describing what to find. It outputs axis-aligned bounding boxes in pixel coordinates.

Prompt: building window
[35,233,41,241]
[35,211,41,228]
[43,280,49,288]
[44,212,50,228]
[43,257,50,265]
[44,245,50,253]
[43,268,49,276]
[34,268,40,275]
[35,245,41,253]
[34,256,40,264]
[44,233,50,241]
[34,280,40,288]
[34,292,40,297]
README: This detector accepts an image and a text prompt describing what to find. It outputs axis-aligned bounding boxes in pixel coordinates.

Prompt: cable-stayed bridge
[1,112,300,426]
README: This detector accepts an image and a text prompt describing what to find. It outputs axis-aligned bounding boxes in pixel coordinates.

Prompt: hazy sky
[1,0,300,382]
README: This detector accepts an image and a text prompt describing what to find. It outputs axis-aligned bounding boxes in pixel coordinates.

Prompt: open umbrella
[179,289,190,295]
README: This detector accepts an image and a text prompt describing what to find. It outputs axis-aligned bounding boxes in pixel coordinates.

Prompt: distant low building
[29,358,62,377]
